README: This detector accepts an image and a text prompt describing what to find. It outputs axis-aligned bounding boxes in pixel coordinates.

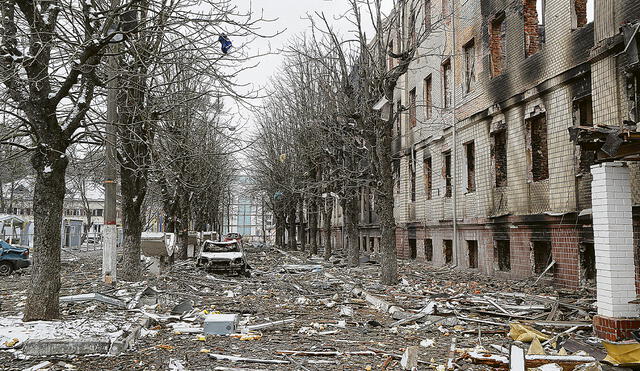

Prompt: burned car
[197,240,249,276]
[0,240,30,276]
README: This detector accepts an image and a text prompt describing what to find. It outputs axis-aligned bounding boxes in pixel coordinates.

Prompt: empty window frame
[468,240,478,268]
[495,240,511,271]
[573,0,594,28]
[532,240,552,274]
[492,130,508,187]
[409,238,417,259]
[489,14,506,77]
[463,39,476,93]
[524,0,544,57]
[442,59,452,109]
[465,141,476,192]
[423,156,432,200]
[573,96,596,174]
[424,238,433,261]
[443,151,452,197]
[443,239,453,264]
[424,75,432,119]
[527,114,549,182]
[409,87,417,127]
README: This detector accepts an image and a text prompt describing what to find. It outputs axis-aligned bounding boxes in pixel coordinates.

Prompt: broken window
[362,237,367,252]
[424,0,431,32]
[442,59,452,109]
[573,96,596,174]
[492,130,508,187]
[444,239,453,264]
[424,238,433,261]
[580,242,596,282]
[532,240,552,274]
[527,114,549,182]
[424,156,432,200]
[424,75,432,119]
[465,141,476,192]
[489,14,506,77]
[409,88,417,127]
[524,0,544,57]
[443,151,452,197]
[495,240,511,271]
[573,0,593,28]
[463,39,476,93]
[468,240,478,268]
[369,237,375,252]
[409,238,417,259]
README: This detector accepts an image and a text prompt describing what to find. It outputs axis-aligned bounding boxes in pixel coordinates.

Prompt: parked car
[0,240,30,275]
[197,240,249,276]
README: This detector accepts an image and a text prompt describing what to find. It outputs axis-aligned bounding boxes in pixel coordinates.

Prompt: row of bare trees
[0,0,274,320]
[251,0,428,285]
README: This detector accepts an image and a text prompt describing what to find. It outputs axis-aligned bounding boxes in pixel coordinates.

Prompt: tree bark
[344,195,360,267]
[298,198,306,252]
[322,197,333,261]
[287,204,297,250]
[376,121,397,285]
[119,165,146,281]
[275,210,285,247]
[309,198,318,255]
[24,146,68,321]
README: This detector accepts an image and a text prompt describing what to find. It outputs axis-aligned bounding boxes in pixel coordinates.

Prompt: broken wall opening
[495,239,511,271]
[489,13,506,77]
[409,238,417,259]
[523,0,544,57]
[443,151,452,197]
[527,114,549,182]
[532,240,552,274]
[465,141,476,192]
[424,238,433,261]
[579,242,596,283]
[424,156,433,200]
[572,0,593,28]
[492,130,508,187]
[467,240,478,268]
[444,239,453,264]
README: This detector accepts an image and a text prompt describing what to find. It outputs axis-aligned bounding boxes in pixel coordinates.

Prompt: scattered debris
[59,293,125,308]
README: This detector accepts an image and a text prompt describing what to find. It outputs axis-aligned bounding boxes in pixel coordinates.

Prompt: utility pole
[103,42,119,285]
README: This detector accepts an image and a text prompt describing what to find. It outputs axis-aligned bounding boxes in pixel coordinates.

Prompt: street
[0,246,601,370]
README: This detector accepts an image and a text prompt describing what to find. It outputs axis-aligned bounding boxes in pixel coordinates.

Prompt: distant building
[221,176,273,242]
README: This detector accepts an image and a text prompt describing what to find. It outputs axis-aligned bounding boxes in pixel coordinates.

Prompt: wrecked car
[197,240,249,276]
[0,240,30,275]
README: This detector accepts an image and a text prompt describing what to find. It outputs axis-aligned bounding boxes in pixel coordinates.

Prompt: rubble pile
[0,246,621,370]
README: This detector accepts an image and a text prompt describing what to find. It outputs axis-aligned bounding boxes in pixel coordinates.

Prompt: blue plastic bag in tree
[218,34,232,54]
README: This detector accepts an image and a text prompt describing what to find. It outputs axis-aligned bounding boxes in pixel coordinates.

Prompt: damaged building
[348,0,640,340]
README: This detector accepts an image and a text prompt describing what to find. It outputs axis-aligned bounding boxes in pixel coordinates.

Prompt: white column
[591,162,638,318]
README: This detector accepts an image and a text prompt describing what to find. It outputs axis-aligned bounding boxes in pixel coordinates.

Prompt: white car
[197,240,249,276]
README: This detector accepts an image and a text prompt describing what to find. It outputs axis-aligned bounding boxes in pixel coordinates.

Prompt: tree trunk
[344,195,360,267]
[287,204,297,250]
[275,211,285,247]
[376,122,397,285]
[119,165,146,281]
[298,198,306,252]
[24,148,68,321]
[323,197,333,261]
[309,198,318,255]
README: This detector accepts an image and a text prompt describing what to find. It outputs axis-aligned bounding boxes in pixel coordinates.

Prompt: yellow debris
[509,323,551,342]
[527,337,545,355]
[3,338,19,347]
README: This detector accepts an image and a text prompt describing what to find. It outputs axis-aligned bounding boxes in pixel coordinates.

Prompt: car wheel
[0,262,13,276]
[241,266,251,278]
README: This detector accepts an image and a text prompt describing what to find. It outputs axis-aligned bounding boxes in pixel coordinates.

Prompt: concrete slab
[22,338,111,356]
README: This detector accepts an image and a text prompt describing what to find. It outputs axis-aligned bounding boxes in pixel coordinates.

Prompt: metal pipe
[450,0,459,266]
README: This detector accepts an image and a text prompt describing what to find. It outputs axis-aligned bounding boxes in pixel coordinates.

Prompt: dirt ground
[0,245,602,370]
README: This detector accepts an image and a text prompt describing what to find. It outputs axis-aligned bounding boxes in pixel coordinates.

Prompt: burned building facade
[358,0,640,313]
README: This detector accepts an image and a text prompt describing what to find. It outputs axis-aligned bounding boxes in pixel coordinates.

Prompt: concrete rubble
[0,245,621,370]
